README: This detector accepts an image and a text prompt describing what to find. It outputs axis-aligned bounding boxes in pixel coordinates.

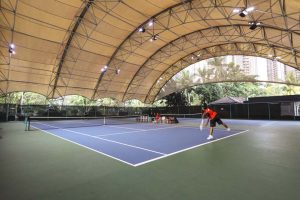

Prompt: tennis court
[1,117,299,200]
[1,1,300,199]
[30,116,247,166]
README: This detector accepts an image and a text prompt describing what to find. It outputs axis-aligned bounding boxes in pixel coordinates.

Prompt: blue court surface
[31,119,248,167]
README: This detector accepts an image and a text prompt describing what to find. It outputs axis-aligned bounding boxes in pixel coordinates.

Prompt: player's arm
[201,110,207,120]
[204,117,209,127]
[201,111,209,127]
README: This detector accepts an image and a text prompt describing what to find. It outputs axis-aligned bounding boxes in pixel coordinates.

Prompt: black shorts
[210,114,223,127]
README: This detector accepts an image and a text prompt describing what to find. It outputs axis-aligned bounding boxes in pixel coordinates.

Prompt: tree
[226,62,245,80]
[66,95,92,106]
[283,71,300,95]
[207,57,227,81]
[96,97,119,107]
[174,70,194,105]
[195,65,214,83]
[164,91,188,106]
[194,83,223,103]
[23,92,47,105]
[124,99,145,107]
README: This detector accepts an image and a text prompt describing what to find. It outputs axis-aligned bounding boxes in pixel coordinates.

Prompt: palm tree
[196,66,214,83]
[174,70,193,104]
[283,71,299,95]
[207,57,227,81]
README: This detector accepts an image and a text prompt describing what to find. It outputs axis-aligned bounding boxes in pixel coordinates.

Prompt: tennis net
[147,113,201,124]
[28,115,150,130]
[158,113,202,119]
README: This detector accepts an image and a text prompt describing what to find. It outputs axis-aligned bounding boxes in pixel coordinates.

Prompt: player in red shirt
[201,104,230,140]
[155,113,160,123]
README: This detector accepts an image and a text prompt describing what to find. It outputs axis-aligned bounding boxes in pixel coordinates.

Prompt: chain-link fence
[0,102,299,122]
[210,102,299,120]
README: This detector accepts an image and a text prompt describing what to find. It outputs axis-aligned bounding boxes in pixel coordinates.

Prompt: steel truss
[92,0,300,103]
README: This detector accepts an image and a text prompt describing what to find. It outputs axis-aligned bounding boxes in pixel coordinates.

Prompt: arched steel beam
[143,42,299,103]
[49,0,94,98]
[122,24,298,101]
[91,0,194,100]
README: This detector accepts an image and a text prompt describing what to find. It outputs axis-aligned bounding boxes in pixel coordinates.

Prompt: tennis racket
[199,118,204,131]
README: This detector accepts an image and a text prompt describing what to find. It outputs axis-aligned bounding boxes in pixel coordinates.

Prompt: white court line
[31,125,136,167]
[104,125,144,131]
[96,125,184,137]
[73,121,145,131]
[32,122,249,167]
[134,129,249,167]
[96,124,239,137]
[32,122,165,156]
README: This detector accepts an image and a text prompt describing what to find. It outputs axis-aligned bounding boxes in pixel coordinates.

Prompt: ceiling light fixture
[8,43,16,55]
[236,7,255,17]
[101,65,108,73]
[138,27,145,33]
[150,34,158,42]
[249,22,261,30]
[148,19,154,27]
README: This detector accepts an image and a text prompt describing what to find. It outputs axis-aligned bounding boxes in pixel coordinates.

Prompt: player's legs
[221,120,230,131]
[207,119,216,140]
[216,117,230,131]
[221,121,228,128]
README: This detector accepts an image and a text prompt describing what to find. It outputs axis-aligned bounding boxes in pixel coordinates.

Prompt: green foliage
[193,83,223,103]
[124,99,146,107]
[282,71,300,95]
[22,92,47,104]
[65,95,92,106]
[96,98,119,107]
[165,56,300,105]
[153,99,167,107]
[164,91,188,106]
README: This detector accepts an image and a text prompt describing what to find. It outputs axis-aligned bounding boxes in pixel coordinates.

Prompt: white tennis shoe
[227,128,231,131]
[207,135,213,140]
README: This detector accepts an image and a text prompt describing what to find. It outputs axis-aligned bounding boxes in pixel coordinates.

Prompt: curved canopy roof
[1,0,300,103]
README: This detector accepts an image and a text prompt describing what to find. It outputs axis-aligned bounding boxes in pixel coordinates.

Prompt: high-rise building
[228,55,259,76]
[249,56,259,76]
[242,56,250,75]
[267,59,278,81]
[277,62,285,81]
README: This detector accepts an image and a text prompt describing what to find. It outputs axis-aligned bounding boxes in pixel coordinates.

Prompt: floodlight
[148,19,154,27]
[138,27,145,33]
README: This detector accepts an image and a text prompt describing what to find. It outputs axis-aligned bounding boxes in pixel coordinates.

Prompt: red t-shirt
[155,113,160,120]
[203,108,217,120]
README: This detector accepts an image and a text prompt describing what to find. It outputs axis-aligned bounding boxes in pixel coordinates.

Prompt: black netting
[0,102,299,122]
[231,104,249,119]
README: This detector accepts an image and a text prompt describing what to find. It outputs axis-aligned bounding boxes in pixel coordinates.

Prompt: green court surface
[0,120,299,200]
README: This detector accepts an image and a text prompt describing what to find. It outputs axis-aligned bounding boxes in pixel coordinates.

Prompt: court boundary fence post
[268,103,271,120]
[247,103,250,119]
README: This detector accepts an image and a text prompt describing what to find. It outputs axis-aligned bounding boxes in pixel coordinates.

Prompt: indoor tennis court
[0,118,299,200]
[1,0,300,200]
[29,117,248,166]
